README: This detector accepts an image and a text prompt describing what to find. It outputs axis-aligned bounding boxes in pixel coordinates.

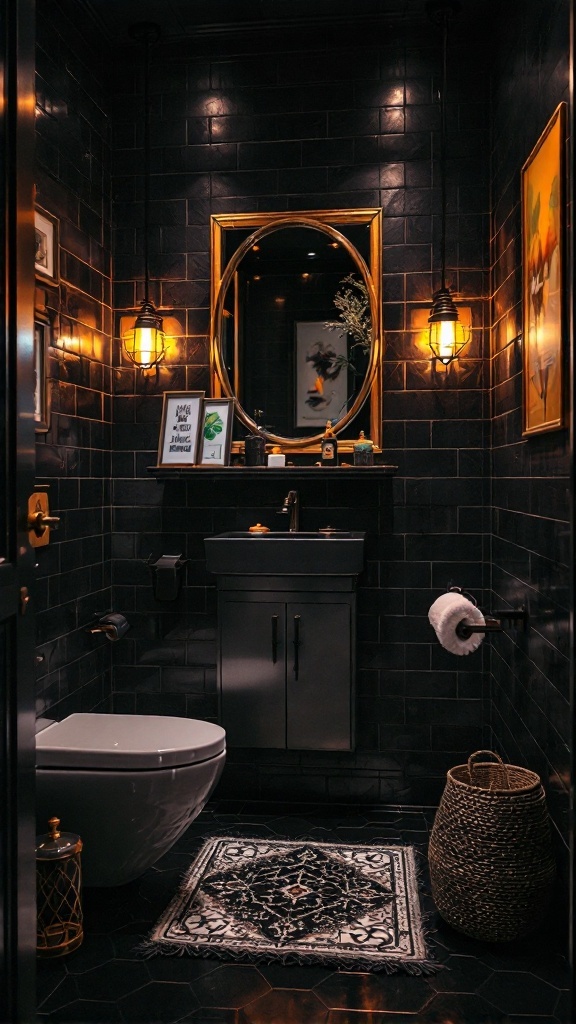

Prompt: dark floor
[37,802,571,1024]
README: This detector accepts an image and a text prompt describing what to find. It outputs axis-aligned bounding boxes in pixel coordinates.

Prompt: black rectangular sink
[204,531,366,575]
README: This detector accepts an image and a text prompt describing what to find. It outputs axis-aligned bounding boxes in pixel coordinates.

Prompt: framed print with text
[157,391,204,467]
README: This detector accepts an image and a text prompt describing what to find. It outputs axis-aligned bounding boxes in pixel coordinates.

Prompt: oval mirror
[210,209,382,452]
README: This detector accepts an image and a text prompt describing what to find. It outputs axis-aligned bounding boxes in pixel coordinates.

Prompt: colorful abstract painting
[522,103,565,436]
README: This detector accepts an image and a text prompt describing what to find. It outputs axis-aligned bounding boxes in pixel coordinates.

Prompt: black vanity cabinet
[216,577,357,750]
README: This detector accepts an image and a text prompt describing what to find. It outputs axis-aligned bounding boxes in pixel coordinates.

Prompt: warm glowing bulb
[436,320,457,363]
[132,326,157,368]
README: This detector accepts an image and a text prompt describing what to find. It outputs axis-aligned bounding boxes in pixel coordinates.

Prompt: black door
[1,1,38,1020]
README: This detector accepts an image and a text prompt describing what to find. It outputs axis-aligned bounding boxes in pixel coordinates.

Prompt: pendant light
[426,0,470,366]
[123,22,166,369]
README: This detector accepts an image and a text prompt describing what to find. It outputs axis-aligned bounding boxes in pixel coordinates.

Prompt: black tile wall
[33,1,573,847]
[108,8,492,806]
[34,0,113,721]
[489,0,571,874]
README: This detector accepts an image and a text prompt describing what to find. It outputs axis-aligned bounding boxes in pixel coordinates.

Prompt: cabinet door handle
[293,614,301,679]
[271,615,278,663]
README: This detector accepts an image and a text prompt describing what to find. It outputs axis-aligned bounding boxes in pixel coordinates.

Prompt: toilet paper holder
[146,553,189,602]
[447,585,530,639]
[87,612,130,641]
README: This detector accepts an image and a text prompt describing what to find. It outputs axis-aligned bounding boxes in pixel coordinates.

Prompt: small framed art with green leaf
[200,398,234,466]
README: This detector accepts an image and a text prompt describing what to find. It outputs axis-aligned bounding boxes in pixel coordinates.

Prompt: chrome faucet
[277,490,299,532]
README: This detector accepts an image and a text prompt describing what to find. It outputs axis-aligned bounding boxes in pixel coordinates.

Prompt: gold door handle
[27,491,60,547]
[27,510,60,537]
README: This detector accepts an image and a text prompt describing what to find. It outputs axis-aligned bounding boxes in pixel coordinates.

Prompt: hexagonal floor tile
[118,981,199,1023]
[242,988,330,1024]
[258,962,334,989]
[191,964,271,1008]
[39,999,124,1022]
[314,971,434,1013]
[74,960,151,1002]
[428,953,494,993]
[477,971,561,1017]
[417,991,507,1023]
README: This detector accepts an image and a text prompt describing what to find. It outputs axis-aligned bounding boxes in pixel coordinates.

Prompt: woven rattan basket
[428,751,556,942]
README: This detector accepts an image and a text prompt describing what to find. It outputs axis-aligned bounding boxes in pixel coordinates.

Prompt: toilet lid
[36,713,226,770]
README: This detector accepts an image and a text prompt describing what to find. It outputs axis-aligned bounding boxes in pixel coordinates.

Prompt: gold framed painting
[521,102,566,436]
[35,208,59,283]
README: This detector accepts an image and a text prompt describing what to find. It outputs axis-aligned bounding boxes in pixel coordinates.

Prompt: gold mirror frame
[210,209,382,452]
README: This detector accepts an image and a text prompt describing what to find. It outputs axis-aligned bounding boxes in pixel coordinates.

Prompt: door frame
[1,0,38,1020]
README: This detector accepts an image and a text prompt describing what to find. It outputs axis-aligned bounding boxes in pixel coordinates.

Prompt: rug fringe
[137,936,443,974]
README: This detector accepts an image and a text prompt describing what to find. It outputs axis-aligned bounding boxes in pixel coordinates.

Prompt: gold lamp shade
[123,299,166,368]
[428,287,470,365]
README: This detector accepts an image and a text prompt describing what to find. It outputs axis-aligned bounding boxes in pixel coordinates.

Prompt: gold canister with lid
[36,816,83,957]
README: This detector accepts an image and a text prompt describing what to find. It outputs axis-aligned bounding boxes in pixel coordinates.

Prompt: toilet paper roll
[428,592,485,656]
[99,612,130,642]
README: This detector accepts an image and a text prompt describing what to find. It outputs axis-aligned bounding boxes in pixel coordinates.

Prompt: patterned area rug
[145,837,435,973]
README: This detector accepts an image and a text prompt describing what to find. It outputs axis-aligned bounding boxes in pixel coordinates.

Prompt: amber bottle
[321,420,338,466]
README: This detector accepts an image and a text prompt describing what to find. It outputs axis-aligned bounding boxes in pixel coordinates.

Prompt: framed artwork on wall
[157,391,204,467]
[199,398,234,466]
[34,208,59,283]
[34,316,51,432]
[521,102,566,436]
[294,321,348,428]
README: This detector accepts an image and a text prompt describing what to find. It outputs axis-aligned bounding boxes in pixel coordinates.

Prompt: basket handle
[467,750,510,790]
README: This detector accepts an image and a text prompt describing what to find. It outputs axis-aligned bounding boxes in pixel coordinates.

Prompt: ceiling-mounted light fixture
[123,22,166,370]
[426,0,470,367]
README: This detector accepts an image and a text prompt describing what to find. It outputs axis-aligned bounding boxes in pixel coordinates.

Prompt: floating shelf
[147,465,398,480]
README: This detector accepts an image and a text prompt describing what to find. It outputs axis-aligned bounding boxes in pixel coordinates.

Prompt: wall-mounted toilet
[36,713,226,887]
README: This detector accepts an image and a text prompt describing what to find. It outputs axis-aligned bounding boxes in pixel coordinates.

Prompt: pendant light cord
[439,8,449,294]
[143,28,151,306]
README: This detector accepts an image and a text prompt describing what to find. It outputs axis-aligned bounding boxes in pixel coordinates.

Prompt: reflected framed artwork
[34,316,51,432]
[35,208,59,283]
[294,321,348,428]
[199,398,234,466]
[157,391,204,467]
[521,102,566,436]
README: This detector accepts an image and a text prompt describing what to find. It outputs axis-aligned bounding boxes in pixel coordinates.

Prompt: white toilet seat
[36,713,226,770]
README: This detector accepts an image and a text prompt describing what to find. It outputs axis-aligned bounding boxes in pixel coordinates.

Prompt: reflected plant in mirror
[324,273,372,386]
[326,274,372,352]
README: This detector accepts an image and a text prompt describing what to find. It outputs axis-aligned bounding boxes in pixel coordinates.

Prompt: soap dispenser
[244,409,267,466]
[321,419,339,466]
